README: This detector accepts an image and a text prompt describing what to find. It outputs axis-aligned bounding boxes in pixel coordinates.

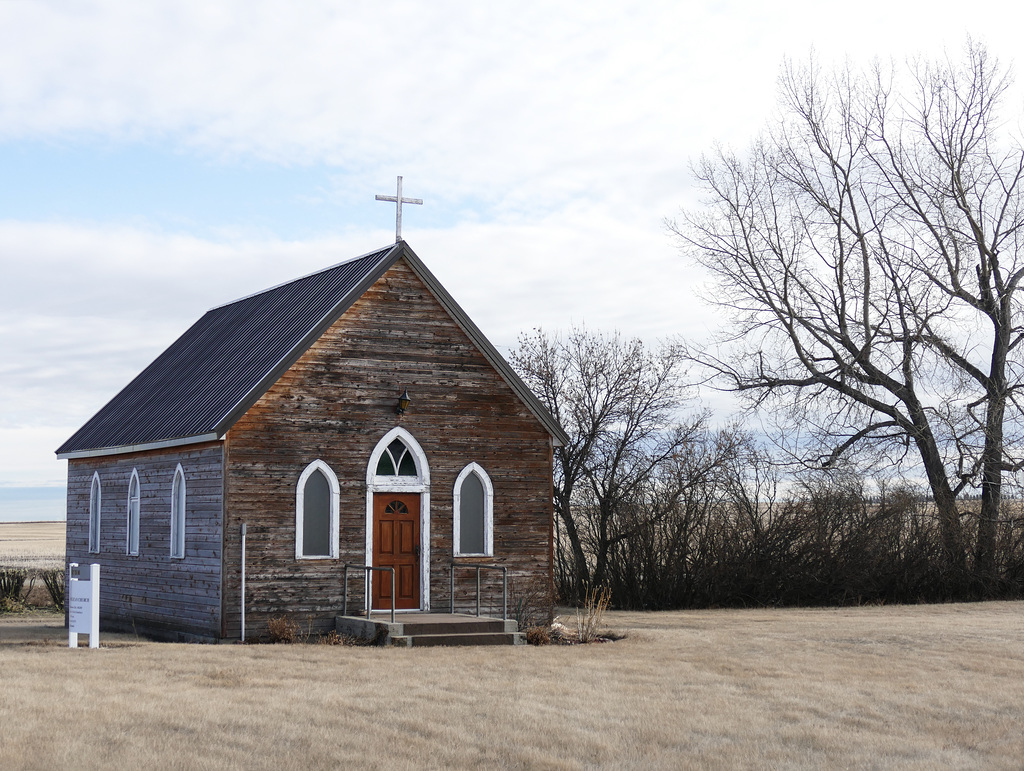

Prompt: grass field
[2,601,1022,769]
[2,522,1023,768]
[0,520,64,570]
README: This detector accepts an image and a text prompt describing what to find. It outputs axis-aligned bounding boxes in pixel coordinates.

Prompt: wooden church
[57,239,566,642]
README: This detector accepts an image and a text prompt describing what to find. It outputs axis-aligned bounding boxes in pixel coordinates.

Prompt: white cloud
[0,2,772,220]
[3,2,1013,228]
[0,212,703,439]
[0,427,68,488]
[0,0,1020,489]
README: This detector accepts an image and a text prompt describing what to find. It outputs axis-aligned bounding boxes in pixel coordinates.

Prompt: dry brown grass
[2,602,1023,769]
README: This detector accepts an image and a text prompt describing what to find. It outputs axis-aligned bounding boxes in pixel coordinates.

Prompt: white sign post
[68,562,100,649]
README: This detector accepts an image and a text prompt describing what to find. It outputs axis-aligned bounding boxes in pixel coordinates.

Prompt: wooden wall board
[62,255,556,642]
[65,442,224,640]
[222,258,554,638]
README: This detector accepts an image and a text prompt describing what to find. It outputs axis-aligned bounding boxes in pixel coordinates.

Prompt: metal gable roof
[57,242,567,459]
[56,245,397,457]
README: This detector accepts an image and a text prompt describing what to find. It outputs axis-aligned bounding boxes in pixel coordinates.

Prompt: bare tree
[671,43,1024,578]
[510,326,703,600]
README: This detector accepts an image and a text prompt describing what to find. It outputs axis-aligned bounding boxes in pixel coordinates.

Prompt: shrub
[509,577,552,630]
[40,568,65,611]
[525,626,551,646]
[1,596,25,613]
[0,568,28,607]
[266,615,299,643]
[575,586,611,643]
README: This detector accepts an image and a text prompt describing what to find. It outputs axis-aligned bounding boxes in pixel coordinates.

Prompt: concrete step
[399,618,507,636]
[335,613,523,647]
[394,632,525,647]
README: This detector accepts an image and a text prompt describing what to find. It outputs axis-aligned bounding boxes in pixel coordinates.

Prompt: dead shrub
[266,615,299,644]
[525,626,551,646]
[509,577,552,630]
[316,630,378,646]
[575,586,611,643]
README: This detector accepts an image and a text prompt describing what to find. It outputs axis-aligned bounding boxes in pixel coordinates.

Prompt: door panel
[398,564,416,603]
[372,493,420,610]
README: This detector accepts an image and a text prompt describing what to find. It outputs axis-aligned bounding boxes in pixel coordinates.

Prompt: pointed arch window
[367,428,429,492]
[88,472,102,554]
[126,469,140,556]
[375,438,419,477]
[296,460,340,559]
[170,465,186,559]
[454,463,493,557]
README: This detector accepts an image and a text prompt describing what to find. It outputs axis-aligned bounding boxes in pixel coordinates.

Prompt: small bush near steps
[261,617,379,646]
[525,626,551,645]
[526,587,622,645]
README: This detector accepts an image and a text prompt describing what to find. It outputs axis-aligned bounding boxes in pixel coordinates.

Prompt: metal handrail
[450,562,507,621]
[342,563,395,624]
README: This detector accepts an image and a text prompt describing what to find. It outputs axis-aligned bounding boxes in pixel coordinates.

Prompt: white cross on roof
[375,176,423,242]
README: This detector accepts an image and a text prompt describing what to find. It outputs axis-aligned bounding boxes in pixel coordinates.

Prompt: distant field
[1,602,1022,768]
[0,521,65,569]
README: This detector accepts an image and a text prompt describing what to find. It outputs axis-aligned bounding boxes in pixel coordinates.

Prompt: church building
[57,239,566,641]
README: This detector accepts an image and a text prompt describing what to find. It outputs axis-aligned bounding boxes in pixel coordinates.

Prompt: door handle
[414,545,421,559]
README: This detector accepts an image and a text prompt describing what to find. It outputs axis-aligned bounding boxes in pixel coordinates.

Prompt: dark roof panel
[57,241,568,458]
[57,246,396,455]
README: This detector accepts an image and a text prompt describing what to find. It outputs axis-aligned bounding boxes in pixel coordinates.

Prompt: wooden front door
[372,493,420,610]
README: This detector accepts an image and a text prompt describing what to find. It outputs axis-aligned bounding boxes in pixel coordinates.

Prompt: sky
[0,0,1019,494]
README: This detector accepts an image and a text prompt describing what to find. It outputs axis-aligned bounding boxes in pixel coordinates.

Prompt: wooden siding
[223,258,554,638]
[65,443,224,641]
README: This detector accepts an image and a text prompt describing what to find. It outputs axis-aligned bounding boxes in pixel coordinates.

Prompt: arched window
[453,463,493,556]
[170,464,186,559]
[88,472,102,553]
[126,469,140,556]
[375,438,419,477]
[367,428,429,490]
[296,460,340,559]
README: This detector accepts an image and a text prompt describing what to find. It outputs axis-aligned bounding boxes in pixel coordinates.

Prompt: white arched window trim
[126,469,140,556]
[366,426,431,490]
[365,426,431,610]
[453,463,494,557]
[170,464,186,559]
[88,472,102,554]
[295,459,340,559]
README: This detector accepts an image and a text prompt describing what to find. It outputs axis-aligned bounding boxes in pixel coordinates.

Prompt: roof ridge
[206,244,398,311]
